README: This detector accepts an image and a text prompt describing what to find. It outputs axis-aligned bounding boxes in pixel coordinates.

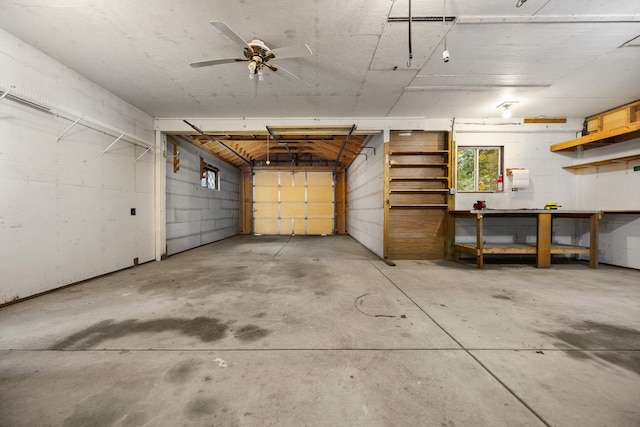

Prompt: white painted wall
[453,124,579,211]
[165,139,240,255]
[452,121,582,251]
[453,121,640,269]
[574,137,640,269]
[0,28,155,303]
[346,133,384,258]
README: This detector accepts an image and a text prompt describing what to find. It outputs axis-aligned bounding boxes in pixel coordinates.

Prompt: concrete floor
[1,235,639,427]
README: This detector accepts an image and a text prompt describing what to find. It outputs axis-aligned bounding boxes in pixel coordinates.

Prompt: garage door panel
[280,172,305,188]
[307,172,334,187]
[254,203,279,219]
[279,219,293,235]
[308,219,333,235]
[254,218,279,234]
[254,187,279,203]
[281,187,306,203]
[293,219,306,235]
[253,171,334,235]
[254,172,280,186]
[308,203,333,218]
[281,203,306,218]
[308,187,333,203]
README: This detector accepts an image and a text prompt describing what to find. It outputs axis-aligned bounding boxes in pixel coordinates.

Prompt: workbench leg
[537,213,551,268]
[476,215,483,269]
[590,214,599,268]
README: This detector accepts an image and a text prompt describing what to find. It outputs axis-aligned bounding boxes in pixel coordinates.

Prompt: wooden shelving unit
[385,131,451,260]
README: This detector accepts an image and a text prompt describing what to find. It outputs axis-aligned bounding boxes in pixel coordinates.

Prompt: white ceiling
[1,0,639,119]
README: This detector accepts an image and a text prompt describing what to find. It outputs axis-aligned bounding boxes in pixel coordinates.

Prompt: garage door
[253,171,334,235]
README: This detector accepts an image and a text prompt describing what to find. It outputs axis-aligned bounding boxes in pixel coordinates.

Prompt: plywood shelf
[390,204,449,208]
[562,153,640,170]
[455,242,536,255]
[390,162,448,167]
[551,100,640,152]
[389,189,449,193]
[455,242,591,256]
[390,177,448,181]
[389,150,449,155]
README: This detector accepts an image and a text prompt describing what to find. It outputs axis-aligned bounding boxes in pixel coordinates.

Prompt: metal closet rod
[0,85,154,149]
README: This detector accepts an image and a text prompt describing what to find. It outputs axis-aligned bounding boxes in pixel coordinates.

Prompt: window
[200,157,219,190]
[457,146,503,192]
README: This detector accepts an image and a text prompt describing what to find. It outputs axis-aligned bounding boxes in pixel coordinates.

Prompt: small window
[457,146,503,192]
[200,157,219,190]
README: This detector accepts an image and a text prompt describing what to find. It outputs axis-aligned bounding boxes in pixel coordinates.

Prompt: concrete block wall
[574,137,640,269]
[454,129,578,212]
[166,140,240,255]
[453,126,580,249]
[0,28,156,304]
[346,133,384,258]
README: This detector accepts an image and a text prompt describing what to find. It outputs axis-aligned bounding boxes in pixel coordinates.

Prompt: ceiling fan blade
[190,57,247,68]
[272,65,312,87]
[210,21,253,52]
[267,44,312,60]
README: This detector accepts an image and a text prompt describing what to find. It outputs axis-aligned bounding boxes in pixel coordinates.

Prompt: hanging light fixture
[442,0,450,62]
[497,101,518,118]
[266,134,271,165]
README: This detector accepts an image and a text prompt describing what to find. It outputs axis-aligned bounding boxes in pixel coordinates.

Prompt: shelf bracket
[102,133,125,154]
[135,146,152,162]
[57,114,84,142]
[357,146,376,161]
[0,86,13,102]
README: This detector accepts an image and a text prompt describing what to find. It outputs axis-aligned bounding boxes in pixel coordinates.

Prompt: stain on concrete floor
[545,320,640,375]
[51,317,269,349]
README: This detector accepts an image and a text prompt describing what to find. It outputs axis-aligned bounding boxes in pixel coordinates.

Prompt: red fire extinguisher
[497,174,504,192]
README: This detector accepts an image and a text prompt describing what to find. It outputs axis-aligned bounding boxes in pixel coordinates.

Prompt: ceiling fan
[190,21,313,89]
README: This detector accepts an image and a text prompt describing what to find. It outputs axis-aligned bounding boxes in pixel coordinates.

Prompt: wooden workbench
[451,210,602,268]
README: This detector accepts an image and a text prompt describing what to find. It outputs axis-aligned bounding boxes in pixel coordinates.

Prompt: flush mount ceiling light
[498,101,518,118]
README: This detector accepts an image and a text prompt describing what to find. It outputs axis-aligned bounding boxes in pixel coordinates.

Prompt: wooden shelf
[455,242,536,255]
[562,153,640,170]
[390,162,448,167]
[389,189,449,193]
[550,100,640,152]
[389,150,449,155]
[390,177,448,181]
[391,204,449,208]
[455,242,590,256]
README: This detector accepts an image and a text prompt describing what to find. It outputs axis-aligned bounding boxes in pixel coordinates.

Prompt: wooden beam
[524,118,567,124]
